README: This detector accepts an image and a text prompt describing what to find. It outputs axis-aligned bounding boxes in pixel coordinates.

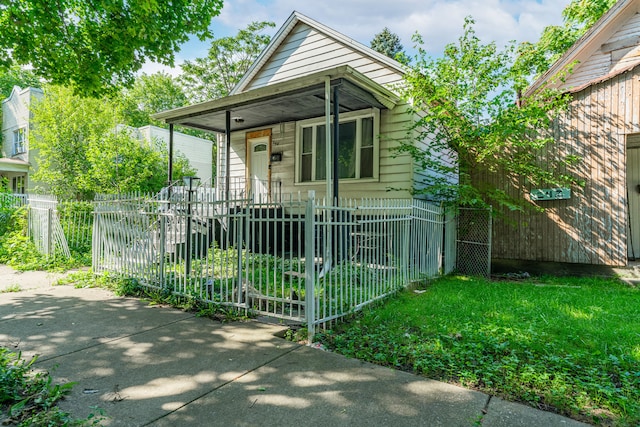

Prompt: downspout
[325,77,332,204]
[319,76,333,278]
[332,85,342,263]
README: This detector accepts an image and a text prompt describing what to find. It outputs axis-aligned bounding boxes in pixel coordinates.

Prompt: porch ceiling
[153,65,401,133]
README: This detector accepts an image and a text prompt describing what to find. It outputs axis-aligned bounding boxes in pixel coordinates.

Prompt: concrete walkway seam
[142,344,303,426]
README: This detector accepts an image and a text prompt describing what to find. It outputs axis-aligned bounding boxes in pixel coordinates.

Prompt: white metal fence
[92,189,456,340]
[1,193,94,258]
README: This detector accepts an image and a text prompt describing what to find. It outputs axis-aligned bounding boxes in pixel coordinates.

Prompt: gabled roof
[231,10,406,95]
[2,86,43,104]
[526,0,640,96]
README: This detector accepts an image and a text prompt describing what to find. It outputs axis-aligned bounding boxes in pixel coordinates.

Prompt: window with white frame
[296,109,379,183]
[12,128,26,155]
[12,176,25,194]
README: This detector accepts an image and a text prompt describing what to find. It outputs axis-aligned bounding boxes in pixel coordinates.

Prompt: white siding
[141,126,214,183]
[229,132,247,182]
[1,87,40,163]
[225,104,416,200]
[1,87,43,190]
[245,23,403,92]
[563,12,640,90]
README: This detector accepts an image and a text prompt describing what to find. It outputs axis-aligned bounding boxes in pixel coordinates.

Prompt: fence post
[237,203,246,306]
[92,210,99,272]
[305,190,316,344]
[487,206,493,275]
[159,214,166,287]
[47,208,54,256]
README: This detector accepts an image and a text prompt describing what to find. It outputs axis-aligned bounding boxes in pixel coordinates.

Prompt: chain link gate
[456,207,492,277]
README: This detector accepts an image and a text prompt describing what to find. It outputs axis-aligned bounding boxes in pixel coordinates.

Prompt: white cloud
[141,0,572,73]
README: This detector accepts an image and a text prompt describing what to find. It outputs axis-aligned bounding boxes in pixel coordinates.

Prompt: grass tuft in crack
[0,348,102,426]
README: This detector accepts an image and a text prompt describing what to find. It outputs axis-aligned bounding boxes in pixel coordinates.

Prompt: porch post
[168,123,174,184]
[332,85,339,205]
[225,110,231,200]
[325,77,332,204]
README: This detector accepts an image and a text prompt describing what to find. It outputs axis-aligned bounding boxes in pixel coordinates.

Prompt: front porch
[154,65,405,204]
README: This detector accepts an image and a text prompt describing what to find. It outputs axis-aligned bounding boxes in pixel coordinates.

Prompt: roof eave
[525,0,637,97]
[153,65,400,125]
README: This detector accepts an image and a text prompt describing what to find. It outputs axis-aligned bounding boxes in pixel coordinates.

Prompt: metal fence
[1,193,94,258]
[0,193,28,208]
[456,207,492,277]
[92,189,457,340]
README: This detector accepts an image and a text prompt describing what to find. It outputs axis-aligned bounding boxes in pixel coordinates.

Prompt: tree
[87,129,195,195]
[0,0,223,97]
[516,0,616,78]
[29,85,194,200]
[180,21,275,102]
[370,28,408,65]
[119,72,189,128]
[398,18,579,211]
[0,65,41,99]
[118,71,217,177]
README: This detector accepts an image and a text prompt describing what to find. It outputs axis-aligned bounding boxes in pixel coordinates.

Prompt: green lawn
[317,275,640,426]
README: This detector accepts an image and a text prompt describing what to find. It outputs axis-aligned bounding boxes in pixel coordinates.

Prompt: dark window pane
[360,146,373,178]
[338,121,356,179]
[302,127,313,153]
[316,125,326,180]
[362,117,373,147]
[301,154,312,182]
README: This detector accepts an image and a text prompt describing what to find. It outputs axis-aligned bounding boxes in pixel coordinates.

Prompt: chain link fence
[456,207,492,277]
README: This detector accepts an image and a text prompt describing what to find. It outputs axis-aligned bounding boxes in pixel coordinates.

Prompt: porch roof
[153,65,401,133]
[0,158,29,173]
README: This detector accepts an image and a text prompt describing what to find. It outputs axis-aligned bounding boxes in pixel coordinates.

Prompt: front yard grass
[317,275,640,426]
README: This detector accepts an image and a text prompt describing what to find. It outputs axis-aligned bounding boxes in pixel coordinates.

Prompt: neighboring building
[480,0,640,267]
[2,87,213,192]
[119,125,213,184]
[155,11,456,202]
[1,86,43,193]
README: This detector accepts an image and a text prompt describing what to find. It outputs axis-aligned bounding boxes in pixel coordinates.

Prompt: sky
[142,0,572,75]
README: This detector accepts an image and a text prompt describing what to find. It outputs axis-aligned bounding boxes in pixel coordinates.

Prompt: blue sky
[142,0,572,75]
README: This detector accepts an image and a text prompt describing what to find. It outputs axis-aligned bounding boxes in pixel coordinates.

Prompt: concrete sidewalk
[0,267,586,426]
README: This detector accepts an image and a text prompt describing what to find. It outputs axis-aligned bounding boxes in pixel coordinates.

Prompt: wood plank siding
[563,12,640,91]
[246,23,403,91]
[485,66,640,266]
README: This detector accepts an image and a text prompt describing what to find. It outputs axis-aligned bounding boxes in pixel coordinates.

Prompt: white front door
[250,136,269,202]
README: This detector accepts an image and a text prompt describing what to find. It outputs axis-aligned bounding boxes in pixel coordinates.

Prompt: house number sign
[530,188,571,201]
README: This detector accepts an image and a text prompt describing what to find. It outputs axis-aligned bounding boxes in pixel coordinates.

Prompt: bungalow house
[154,11,454,205]
[483,0,640,267]
[1,87,213,193]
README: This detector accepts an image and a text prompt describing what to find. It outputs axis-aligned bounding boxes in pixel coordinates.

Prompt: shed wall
[485,67,639,266]
[563,12,640,91]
